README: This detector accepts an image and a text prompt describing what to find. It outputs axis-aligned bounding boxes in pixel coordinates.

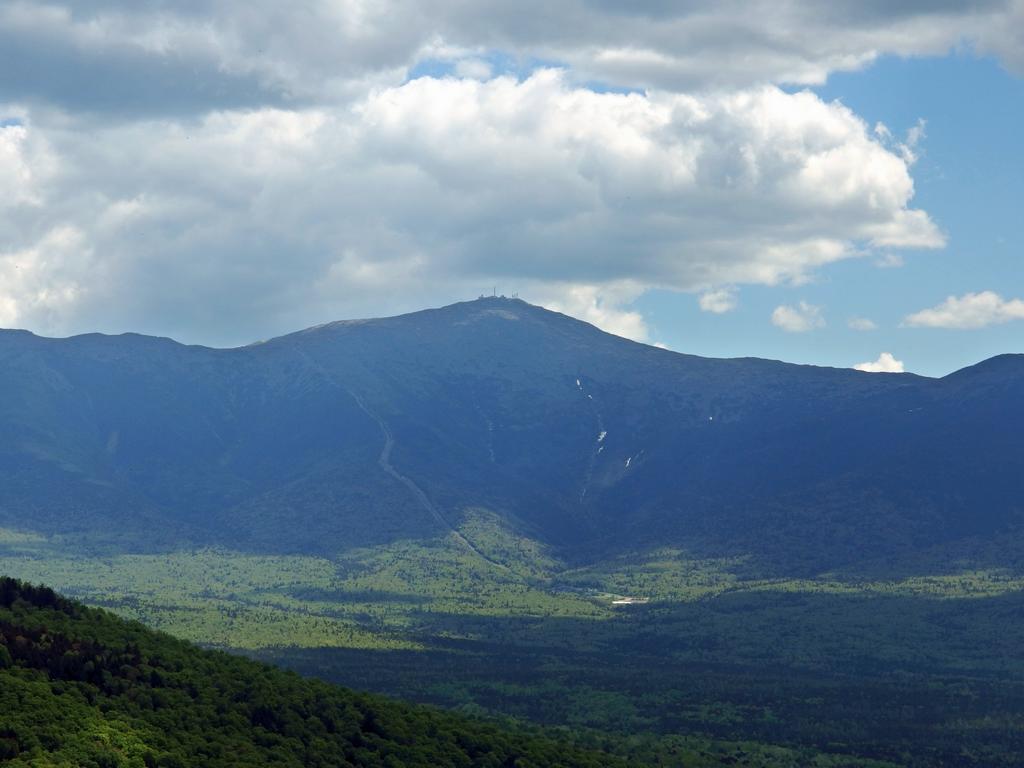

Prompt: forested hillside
[1,297,1022,573]
[0,577,629,768]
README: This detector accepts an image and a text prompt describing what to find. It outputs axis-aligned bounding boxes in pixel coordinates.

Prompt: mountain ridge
[3,295,1019,380]
[0,297,1021,573]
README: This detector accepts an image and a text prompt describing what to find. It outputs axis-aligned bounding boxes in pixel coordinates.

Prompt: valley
[2,298,1023,766]
[3,513,1023,766]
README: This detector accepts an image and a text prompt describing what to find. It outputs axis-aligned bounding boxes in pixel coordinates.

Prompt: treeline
[0,577,631,768]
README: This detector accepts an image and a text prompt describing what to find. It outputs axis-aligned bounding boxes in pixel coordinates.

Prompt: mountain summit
[1,298,1021,571]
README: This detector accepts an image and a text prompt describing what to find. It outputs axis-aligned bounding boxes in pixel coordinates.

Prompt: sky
[0,2,1021,376]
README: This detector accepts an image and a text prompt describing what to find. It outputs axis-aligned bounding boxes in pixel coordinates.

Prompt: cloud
[538,282,648,341]
[848,316,878,331]
[698,288,738,314]
[904,291,1024,329]
[0,225,93,328]
[0,72,943,342]
[0,2,297,116]
[854,352,905,373]
[454,58,493,81]
[4,1,1023,117]
[875,118,926,165]
[904,119,927,159]
[772,301,825,333]
[0,117,55,208]
[968,0,1024,74]
[15,2,1017,343]
[874,252,905,269]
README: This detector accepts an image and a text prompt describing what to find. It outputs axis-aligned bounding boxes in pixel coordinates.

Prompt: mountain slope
[0,576,632,767]
[1,297,1022,571]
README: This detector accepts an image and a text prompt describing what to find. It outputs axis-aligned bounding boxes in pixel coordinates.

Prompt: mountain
[4,299,1024,768]
[1,296,1022,572]
[0,576,631,767]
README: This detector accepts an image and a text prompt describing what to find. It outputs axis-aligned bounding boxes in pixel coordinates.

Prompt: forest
[0,577,631,768]
[4,522,1023,766]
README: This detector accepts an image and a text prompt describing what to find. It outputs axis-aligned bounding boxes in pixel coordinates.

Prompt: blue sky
[0,2,1021,376]
[637,53,1023,376]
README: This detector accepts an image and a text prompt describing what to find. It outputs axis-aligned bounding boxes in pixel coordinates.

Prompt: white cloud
[875,118,926,165]
[772,301,825,333]
[904,291,1024,330]
[874,253,905,269]
[454,58,493,80]
[0,73,943,342]
[854,352,905,373]
[0,117,55,208]
[848,316,878,331]
[904,118,927,162]
[0,225,94,328]
[698,288,738,314]
[12,2,1009,343]
[539,282,648,341]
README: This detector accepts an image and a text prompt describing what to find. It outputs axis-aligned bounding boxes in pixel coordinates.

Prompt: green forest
[3,517,1023,766]
[0,576,639,767]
